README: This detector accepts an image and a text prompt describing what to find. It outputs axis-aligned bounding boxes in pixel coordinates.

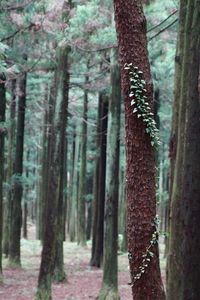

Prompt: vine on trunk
[128,216,159,286]
[124,63,160,148]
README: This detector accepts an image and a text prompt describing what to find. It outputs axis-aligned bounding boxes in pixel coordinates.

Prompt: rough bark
[35,74,57,300]
[9,69,27,267]
[53,45,70,282]
[166,0,187,274]
[90,93,108,267]
[113,1,165,299]
[167,1,200,299]
[98,51,121,300]
[0,74,6,280]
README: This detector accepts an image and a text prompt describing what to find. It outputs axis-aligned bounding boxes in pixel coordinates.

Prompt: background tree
[98,50,121,300]
[167,0,200,299]
[0,74,6,280]
[9,65,27,267]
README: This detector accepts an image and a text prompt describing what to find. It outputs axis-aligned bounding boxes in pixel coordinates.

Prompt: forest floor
[0,223,166,300]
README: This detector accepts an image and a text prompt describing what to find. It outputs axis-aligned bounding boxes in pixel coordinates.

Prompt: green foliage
[128,216,160,286]
[65,0,116,49]
[146,0,177,149]
[125,63,160,148]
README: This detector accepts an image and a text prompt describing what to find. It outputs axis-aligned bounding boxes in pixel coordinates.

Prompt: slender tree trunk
[3,79,16,256]
[86,201,92,240]
[23,202,28,239]
[90,92,101,263]
[113,1,165,298]
[23,150,30,239]
[98,51,121,300]
[90,93,108,267]
[0,74,6,280]
[69,127,80,242]
[9,69,27,267]
[37,85,49,241]
[77,75,88,246]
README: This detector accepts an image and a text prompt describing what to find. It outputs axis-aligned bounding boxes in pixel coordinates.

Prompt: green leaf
[133,108,137,113]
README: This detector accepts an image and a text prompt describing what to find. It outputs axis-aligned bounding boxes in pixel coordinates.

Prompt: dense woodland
[0,0,200,299]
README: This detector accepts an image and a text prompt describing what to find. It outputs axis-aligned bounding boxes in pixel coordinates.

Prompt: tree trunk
[166,0,186,276]
[9,69,27,267]
[90,92,101,263]
[69,127,80,242]
[167,0,191,295]
[35,74,57,300]
[113,1,165,299]
[3,79,16,256]
[90,93,108,267]
[23,202,28,239]
[77,75,88,246]
[37,84,49,241]
[167,1,200,299]
[98,51,121,300]
[53,45,70,282]
[0,74,6,280]
[23,149,30,239]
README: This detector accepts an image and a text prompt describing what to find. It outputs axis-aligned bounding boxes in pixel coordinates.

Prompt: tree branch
[148,18,178,41]
[0,24,35,43]
[147,9,178,33]
[0,1,33,12]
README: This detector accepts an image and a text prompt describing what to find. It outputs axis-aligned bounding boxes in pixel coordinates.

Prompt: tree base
[7,258,21,268]
[97,285,120,300]
[34,286,52,300]
[53,268,67,283]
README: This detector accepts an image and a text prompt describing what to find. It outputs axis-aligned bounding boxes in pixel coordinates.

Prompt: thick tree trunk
[77,75,88,246]
[180,22,200,298]
[166,0,186,281]
[9,70,27,267]
[35,75,57,300]
[90,93,108,267]
[98,51,121,300]
[0,74,6,280]
[113,1,165,299]
[167,1,200,299]
[36,37,71,296]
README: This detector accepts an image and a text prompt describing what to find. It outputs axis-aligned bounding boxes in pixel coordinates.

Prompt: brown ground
[0,224,166,300]
[0,224,132,300]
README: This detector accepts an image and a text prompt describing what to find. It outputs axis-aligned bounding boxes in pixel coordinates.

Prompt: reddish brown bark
[113,1,165,299]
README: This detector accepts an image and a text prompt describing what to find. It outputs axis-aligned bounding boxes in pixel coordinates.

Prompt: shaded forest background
[0,0,199,299]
